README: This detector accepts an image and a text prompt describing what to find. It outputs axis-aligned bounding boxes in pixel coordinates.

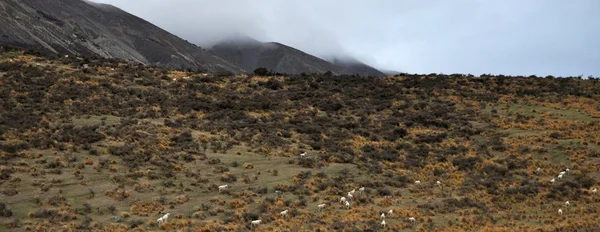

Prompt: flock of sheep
[538,167,598,216]
[154,152,598,229]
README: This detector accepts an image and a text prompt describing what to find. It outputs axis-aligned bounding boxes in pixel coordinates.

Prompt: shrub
[253,67,269,76]
[220,173,237,183]
[0,202,13,217]
[206,158,221,165]
[242,212,259,222]
[452,157,482,171]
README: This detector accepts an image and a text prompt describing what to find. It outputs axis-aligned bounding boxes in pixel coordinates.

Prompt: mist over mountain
[208,34,384,76]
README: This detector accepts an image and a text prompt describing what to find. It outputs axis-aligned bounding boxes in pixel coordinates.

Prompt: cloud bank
[92,0,600,76]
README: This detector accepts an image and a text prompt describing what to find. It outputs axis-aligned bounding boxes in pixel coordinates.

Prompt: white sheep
[340,196,346,204]
[300,152,307,158]
[565,201,570,207]
[387,209,393,217]
[380,213,386,219]
[414,180,421,185]
[349,189,356,196]
[358,187,365,195]
[317,204,326,212]
[251,219,261,227]
[345,201,350,209]
[551,178,556,184]
[347,192,354,201]
[280,209,288,217]
[409,217,416,224]
[565,168,570,174]
[534,167,541,174]
[160,213,169,223]
[381,219,386,228]
[559,171,566,176]
[592,188,598,194]
[156,217,163,224]
[218,184,228,193]
[558,208,563,216]
[558,174,563,180]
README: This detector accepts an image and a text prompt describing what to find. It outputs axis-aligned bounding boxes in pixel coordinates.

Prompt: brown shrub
[131,200,164,216]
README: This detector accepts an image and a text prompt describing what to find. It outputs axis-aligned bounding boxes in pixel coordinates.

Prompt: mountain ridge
[0,0,243,73]
[209,35,386,76]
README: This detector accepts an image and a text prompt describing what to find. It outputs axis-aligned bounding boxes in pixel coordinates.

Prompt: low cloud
[92,0,600,76]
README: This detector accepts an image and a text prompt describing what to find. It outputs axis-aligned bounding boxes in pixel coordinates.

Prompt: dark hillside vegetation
[0,50,599,231]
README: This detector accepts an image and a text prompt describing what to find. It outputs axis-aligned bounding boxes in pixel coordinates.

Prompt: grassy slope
[0,51,599,231]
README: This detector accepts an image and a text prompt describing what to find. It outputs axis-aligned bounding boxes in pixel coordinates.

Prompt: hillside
[209,36,361,76]
[0,0,242,73]
[331,57,386,77]
[0,49,599,231]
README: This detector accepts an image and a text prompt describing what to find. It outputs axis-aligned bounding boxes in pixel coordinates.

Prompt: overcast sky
[92,0,599,77]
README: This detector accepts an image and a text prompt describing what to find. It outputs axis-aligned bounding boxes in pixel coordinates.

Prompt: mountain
[208,35,386,76]
[0,0,242,73]
[330,57,386,77]
[208,35,351,75]
[380,69,402,76]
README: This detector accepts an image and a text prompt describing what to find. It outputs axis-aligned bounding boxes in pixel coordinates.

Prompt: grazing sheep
[280,209,288,217]
[565,201,570,207]
[414,180,421,185]
[317,204,326,212]
[358,187,365,195]
[218,184,228,193]
[156,217,163,224]
[558,174,563,180]
[551,178,556,184]
[381,219,386,228]
[345,201,350,209]
[558,208,563,216]
[592,188,598,194]
[534,167,541,174]
[387,209,393,217]
[251,219,261,227]
[160,213,170,222]
[300,152,307,158]
[409,217,416,224]
[559,171,566,176]
[347,192,354,201]
[380,213,386,219]
[565,168,570,174]
[340,196,346,204]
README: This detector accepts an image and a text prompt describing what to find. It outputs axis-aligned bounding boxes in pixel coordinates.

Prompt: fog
[92,0,600,76]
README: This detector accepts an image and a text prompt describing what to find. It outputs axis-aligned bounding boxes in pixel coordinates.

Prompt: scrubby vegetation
[0,49,599,231]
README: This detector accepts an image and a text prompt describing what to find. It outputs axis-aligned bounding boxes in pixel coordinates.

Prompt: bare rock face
[0,0,243,73]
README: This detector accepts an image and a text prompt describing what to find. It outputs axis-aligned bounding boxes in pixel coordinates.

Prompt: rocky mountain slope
[0,0,242,73]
